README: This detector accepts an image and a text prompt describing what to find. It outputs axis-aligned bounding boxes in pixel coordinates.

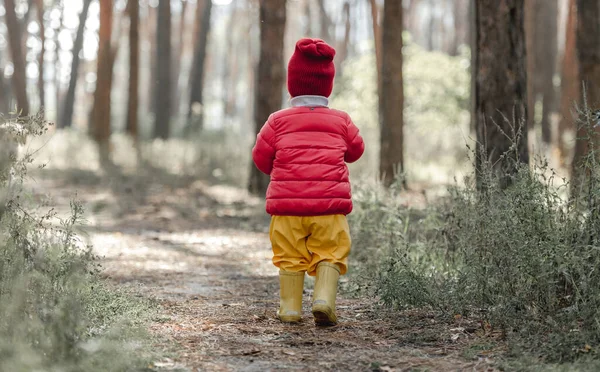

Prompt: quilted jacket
[252,103,364,216]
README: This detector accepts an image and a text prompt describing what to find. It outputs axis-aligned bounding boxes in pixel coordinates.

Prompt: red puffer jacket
[252,106,365,216]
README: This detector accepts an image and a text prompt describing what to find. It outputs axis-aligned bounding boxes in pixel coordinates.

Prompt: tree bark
[4,0,30,116]
[368,0,382,98]
[60,0,92,128]
[35,0,45,113]
[171,0,188,119]
[316,0,333,44]
[248,0,287,196]
[558,0,578,164]
[379,0,404,187]
[153,0,172,139]
[126,0,140,138]
[571,0,600,191]
[525,0,558,144]
[92,0,114,164]
[335,1,352,77]
[474,0,529,188]
[187,0,213,133]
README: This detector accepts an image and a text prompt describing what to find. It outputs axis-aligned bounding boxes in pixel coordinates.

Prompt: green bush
[0,113,153,371]
[351,109,600,363]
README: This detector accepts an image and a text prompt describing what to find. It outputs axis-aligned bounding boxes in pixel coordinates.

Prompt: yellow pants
[269,215,351,276]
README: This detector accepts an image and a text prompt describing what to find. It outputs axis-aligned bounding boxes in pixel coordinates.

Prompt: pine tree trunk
[474,0,528,188]
[248,0,287,196]
[54,0,64,121]
[171,0,188,120]
[558,0,578,164]
[4,0,30,116]
[335,1,351,77]
[571,0,600,192]
[60,0,92,128]
[379,0,404,187]
[316,0,332,44]
[187,0,213,133]
[538,0,558,144]
[92,0,114,165]
[35,0,45,114]
[0,44,9,113]
[526,0,558,144]
[153,0,172,139]
[127,0,140,139]
[368,0,382,97]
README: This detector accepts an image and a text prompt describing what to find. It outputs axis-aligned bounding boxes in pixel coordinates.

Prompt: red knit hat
[287,38,336,98]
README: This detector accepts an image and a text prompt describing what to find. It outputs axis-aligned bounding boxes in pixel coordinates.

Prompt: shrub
[350,109,600,363]
[0,113,153,371]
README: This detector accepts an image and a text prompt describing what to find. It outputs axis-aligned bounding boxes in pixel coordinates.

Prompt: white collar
[290,95,329,108]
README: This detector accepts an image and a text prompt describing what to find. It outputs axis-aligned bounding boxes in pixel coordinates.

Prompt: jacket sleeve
[345,117,365,163]
[252,115,277,175]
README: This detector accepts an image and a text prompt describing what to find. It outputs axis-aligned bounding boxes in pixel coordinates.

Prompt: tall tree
[171,0,189,120]
[525,0,558,144]
[335,1,352,77]
[187,0,213,133]
[474,0,528,187]
[60,0,92,128]
[571,0,600,190]
[368,0,382,96]
[248,0,287,196]
[153,0,172,139]
[558,0,578,164]
[35,0,45,112]
[379,0,404,187]
[4,0,30,116]
[316,0,333,44]
[92,0,114,164]
[0,46,9,113]
[127,0,140,138]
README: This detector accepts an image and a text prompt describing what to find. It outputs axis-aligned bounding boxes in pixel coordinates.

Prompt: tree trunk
[469,0,476,134]
[187,0,213,133]
[4,0,30,116]
[474,0,528,188]
[0,46,9,113]
[54,0,64,121]
[368,0,382,97]
[427,0,436,51]
[335,1,351,77]
[35,0,45,113]
[316,0,333,44]
[92,0,114,165]
[526,0,558,144]
[379,0,404,187]
[60,0,92,128]
[171,0,188,120]
[571,0,600,192]
[153,0,172,139]
[248,0,287,196]
[126,0,139,138]
[558,0,578,164]
[538,0,558,145]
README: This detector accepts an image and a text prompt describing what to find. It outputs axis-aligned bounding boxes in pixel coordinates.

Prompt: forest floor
[30,168,500,371]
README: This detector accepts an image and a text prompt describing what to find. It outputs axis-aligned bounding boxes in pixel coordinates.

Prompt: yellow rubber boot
[312,262,340,326]
[277,271,305,322]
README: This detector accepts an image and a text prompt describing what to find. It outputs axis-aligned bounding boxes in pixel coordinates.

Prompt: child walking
[252,38,365,326]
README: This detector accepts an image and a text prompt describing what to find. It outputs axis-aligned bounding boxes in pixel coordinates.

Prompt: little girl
[252,38,364,326]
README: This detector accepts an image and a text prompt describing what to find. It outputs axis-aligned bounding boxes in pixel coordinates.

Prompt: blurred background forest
[0,0,583,192]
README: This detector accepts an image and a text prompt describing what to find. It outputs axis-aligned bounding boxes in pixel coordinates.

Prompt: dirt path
[33,171,496,371]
